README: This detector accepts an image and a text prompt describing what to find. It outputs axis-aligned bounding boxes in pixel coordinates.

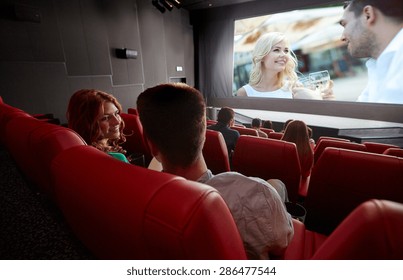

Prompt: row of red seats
[2,100,403,259]
[203,130,403,231]
[152,111,403,259]
[203,130,403,211]
[231,125,283,139]
[313,136,401,163]
[203,128,403,197]
[0,100,247,260]
[207,119,281,139]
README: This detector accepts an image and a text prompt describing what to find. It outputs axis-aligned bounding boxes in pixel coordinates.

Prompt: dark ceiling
[180,0,256,11]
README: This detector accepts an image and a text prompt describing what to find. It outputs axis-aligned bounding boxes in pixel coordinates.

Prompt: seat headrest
[312,199,403,259]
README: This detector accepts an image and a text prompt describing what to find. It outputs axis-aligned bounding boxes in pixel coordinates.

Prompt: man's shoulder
[228,127,240,136]
[206,172,271,191]
[258,130,268,138]
[205,172,282,207]
[207,124,218,130]
[209,124,239,136]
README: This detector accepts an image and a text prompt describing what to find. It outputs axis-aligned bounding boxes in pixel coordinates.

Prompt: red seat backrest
[203,129,230,174]
[316,136,350,146]
[260,128,274,135]
[232,135,301,203]
[383,147,403,157]
[0,102,31,144]
[5,115,86,197]
[363,141,400,154]
[29,125,86,198]
[120,113,152,166]
[268,131,284,139]
[206,119,217,126]
[284,199,403,260]
[52,145,247,260]
[312,199,403,259]
[4,116,49,175]
[305,148,403,235]
[313,139,367,163]
[230,126,258,136]
[127,107,138,115]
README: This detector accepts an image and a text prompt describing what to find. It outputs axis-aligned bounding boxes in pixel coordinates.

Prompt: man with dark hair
[137,83,293,260]
[251,118,268,138]
[339,0,403,103]
[207,107,240,157]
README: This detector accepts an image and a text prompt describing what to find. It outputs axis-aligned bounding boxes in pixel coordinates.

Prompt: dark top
[207,122,240,156]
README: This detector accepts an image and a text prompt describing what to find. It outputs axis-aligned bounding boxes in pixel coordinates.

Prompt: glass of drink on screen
[298,76,313,89]
[309,70,330,91]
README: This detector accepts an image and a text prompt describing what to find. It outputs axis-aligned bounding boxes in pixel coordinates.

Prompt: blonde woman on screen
[236,32,334,100]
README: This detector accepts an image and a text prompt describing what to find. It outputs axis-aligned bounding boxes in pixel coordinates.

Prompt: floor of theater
[0,146,94,260]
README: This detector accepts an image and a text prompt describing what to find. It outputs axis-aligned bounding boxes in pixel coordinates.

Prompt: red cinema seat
[52,146,247,260]
[316,136,350,145]
[268,132,284,140]
[4,116,49,172]
[232,136,301,203]
[284,199,403,260]
[260,128,274,135]
[312,199,403,259]
[313,138,367,164]
[206,119,217,126]
[363,141,400,154]
[0,102,31,145]
[127,107,138,115]
[203,129,230,175]
[383,147,403,157]
[120,113,152,166]
[5,115,86,197]
[282,218,327,260]
[230,126,258,136]
[28,125,86,198]
[304,147,403,235]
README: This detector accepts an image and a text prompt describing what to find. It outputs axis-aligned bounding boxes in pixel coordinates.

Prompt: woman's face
[98,101,122,141]
[261,40,290,73]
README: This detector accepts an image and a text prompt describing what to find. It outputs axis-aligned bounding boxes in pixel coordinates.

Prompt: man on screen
[340,0,403,104]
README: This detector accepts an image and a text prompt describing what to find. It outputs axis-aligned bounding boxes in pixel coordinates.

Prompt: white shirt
[243,84,293,98]
[198,170,294,260]
[358,29,403,104]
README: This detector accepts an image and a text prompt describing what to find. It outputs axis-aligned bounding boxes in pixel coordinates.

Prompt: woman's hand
[292,86,322,100]
[321,80,335,100]
[292,80,335,100]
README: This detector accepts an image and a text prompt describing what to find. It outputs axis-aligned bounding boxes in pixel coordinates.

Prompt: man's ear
[363,5,376,25]
[229,118,235,127]
[146,138,162,162]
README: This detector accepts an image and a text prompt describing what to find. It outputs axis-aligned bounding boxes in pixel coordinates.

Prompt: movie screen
[233,5,370,102]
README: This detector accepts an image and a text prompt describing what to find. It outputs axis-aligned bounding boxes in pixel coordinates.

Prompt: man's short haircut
[217,107,235,125]
[262,120,273,129]
[344,0,403,21]
[252,118,262,128]
[137,83,206,167]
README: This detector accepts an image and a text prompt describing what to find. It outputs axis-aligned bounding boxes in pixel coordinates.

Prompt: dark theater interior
[1,0,403,263]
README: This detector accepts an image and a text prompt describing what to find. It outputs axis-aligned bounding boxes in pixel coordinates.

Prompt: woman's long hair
[67,89,126,153]
[249,32,298,90]
[281,120,313,177]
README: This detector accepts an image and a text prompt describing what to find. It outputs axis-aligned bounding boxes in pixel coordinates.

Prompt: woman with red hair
[66,89,129,162]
